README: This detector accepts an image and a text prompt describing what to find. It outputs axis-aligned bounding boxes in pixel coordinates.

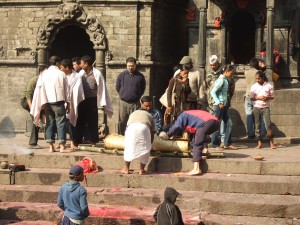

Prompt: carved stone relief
[141,46,152,61]
[0,45,4,58]
[105,51,113,62]
[37,2,106,49]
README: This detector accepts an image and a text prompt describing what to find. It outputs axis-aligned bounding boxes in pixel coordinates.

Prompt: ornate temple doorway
[49,25,95,60]
[229,11,256,64]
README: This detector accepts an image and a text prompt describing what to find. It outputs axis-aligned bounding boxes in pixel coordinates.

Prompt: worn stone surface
[0,134,300,224]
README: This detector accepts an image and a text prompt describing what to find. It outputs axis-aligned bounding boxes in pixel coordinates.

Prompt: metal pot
[0,160,9,169]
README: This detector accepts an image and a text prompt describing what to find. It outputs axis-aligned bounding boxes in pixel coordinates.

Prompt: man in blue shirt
[210,64,236,150]
[140,96,162,134]
[116,57,146,135]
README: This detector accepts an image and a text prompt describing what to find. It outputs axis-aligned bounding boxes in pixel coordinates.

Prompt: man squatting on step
[160,110,219,176]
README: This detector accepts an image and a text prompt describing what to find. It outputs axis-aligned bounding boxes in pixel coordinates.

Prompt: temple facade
[0,0,299,137]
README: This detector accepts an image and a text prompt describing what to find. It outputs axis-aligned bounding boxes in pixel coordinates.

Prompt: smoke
[0,134,34,155]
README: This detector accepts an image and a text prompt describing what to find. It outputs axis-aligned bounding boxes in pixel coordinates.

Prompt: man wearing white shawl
[75,55,113,146]
[121,109,156,175]
[36,56,70,153]
[60,59,85,150]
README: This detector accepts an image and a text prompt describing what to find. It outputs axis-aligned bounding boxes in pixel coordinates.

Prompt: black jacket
[153,187,184,225]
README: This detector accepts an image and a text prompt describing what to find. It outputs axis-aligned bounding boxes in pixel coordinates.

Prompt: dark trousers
[192,119,220,162]
[61,216,80,225]
[21,98,39,145]
[75,97,99,144]
[118,99,140,135]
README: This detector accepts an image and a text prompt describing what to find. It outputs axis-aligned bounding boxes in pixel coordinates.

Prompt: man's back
[42,65,68,103]
[187,69,205,102]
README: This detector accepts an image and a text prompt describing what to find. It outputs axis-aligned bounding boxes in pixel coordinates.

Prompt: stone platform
[0,134,300,225]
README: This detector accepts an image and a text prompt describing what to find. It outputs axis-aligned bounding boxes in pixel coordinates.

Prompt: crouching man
[160,110,219,176]
[121,108,156,175]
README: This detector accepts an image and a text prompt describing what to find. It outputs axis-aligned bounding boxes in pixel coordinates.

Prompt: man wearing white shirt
[41,56,70,153]
[60,59,85,150]
[75,55,113,146]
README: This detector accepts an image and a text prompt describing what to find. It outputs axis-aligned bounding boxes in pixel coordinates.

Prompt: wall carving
[37,2,106,49]
[141,46,152,61]
[0,45,4,58]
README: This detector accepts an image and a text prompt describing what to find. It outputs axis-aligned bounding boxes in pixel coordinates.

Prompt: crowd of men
[21,53,276,175]
[22,55,113,153]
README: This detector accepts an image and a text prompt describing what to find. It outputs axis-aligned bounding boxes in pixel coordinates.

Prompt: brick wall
[0,0,189,133]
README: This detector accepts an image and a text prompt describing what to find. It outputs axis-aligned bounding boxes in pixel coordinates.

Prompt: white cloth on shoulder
[67,71,85,127]
[124,123,152,163]
[92,67,113,118]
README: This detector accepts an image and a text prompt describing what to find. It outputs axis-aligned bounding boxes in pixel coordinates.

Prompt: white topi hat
[209,55,218,64]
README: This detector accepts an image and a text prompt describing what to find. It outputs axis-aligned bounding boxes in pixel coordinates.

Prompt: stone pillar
[198,6,207,70]
[194,0,207,74]
[95,48,107,139]
[255,26,262,56]
[36,46,47,66]
[221,27,227,63]
[266,0,275,84]
[95,49,106,76]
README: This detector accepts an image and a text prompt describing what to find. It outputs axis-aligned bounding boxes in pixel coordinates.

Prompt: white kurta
[124,123,151,163]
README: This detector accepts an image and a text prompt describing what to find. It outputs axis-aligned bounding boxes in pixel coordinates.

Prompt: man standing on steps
[40,56,70,153]
[60,58,85,151]
[75,55,113,147]
[116,57,146,135]
[179,56,206,110]
[160,110,219,176]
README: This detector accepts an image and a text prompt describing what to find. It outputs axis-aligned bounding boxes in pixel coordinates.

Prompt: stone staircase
[1,142,300,225]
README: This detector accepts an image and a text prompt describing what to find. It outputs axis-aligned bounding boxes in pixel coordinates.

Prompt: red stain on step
[89,206,153,220]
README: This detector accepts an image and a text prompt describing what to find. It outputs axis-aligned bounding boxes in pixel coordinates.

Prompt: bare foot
[49,144,56,153]
[255,145,262,149]
[187,170,202,176]
[70,142,78,151]
[139,170,149,175]
[59,144,72,153]
[120,169,130,174]
[271,145,277,149]
[60,143,66,151]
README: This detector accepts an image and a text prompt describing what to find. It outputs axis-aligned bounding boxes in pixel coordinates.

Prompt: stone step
[1,146,300,176]
[0,169,300,195]
[200,214,298,225]
[0,185,299,218]
[0,202,200,225]
[0,185,201,212]
[0,220,55,225]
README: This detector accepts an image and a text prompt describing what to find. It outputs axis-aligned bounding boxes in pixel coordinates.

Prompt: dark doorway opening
[49,25,95,60]
[230,11,256,64]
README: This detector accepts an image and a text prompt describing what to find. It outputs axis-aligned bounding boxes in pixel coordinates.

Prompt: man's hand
[167,106,173,115]
[218,103,224,109]
[66,102,70,114]
[159,131,169,140]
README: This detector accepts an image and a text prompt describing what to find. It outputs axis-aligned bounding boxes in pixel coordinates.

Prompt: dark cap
[69,165,84,176]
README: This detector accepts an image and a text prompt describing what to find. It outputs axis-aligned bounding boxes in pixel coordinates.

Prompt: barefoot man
[250,70,276,149]
[160,110,220,176]
[121,108,156,175]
